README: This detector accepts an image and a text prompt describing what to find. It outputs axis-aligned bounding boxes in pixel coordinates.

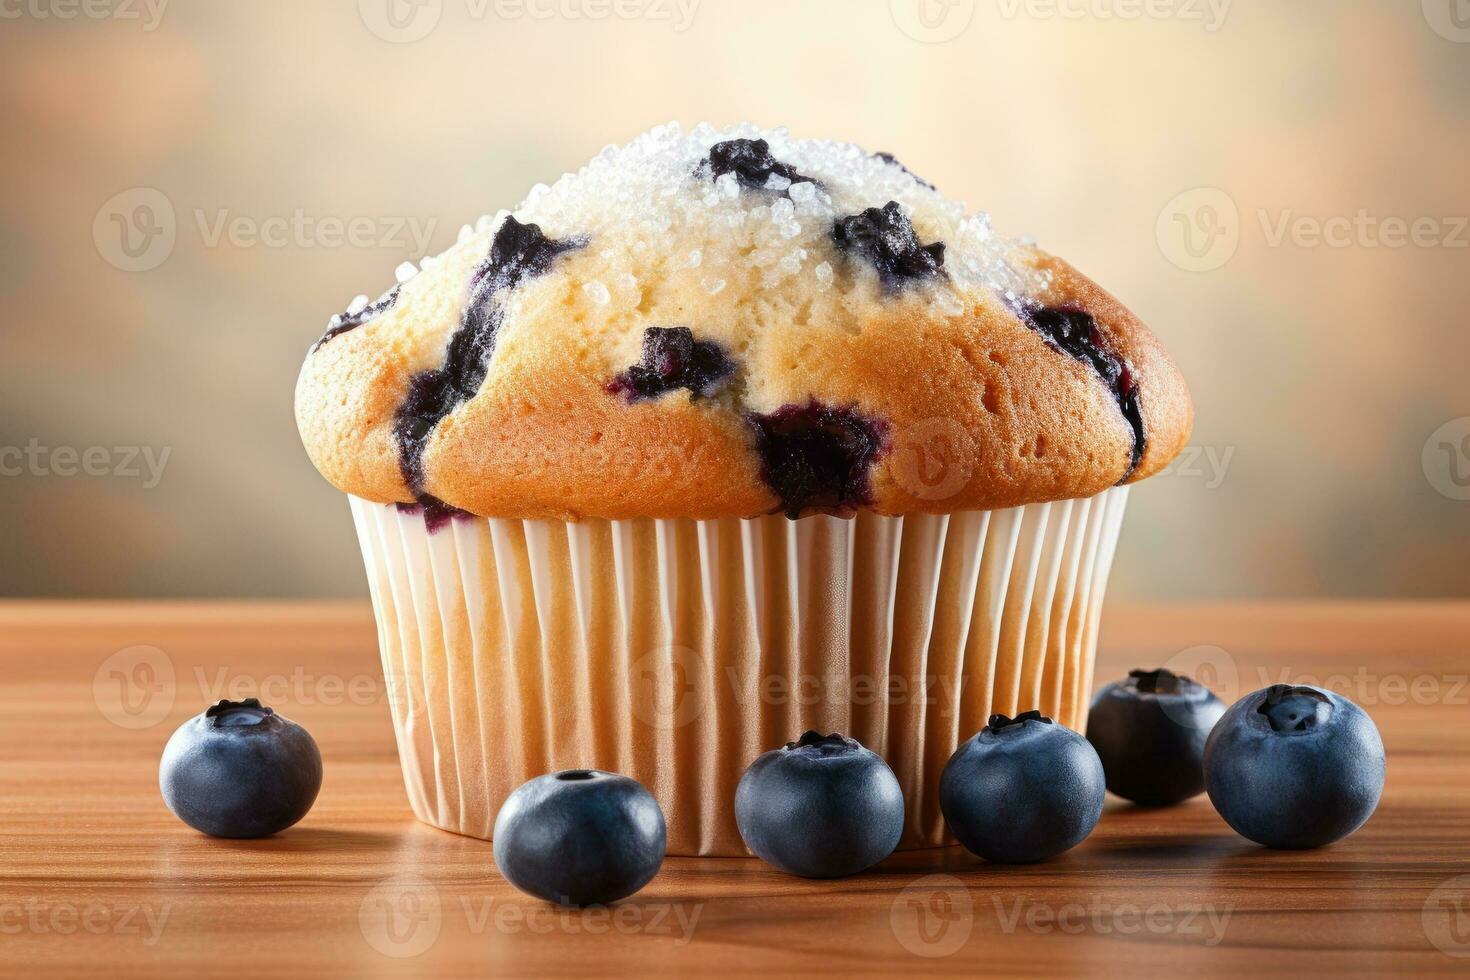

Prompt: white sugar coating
[504,122,1048,303]
[346,294,370,315]
[349,124,1053,351]
[583,280,612,305]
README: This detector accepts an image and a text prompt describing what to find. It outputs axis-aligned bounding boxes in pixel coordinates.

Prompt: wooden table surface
[2,601,1468,978]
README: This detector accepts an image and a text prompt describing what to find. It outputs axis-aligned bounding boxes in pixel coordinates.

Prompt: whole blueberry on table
[1086,668,1226,806]
[159,698,322,838]
[493,770,666,906]
[940,711,1105,864]
[1204,684,1384,849]
[735,731,904,878]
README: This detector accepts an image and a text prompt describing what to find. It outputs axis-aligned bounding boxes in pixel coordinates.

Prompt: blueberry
[311,285,400,352]
[872,151,935,190]
[831,201,946,292]
[939,711,1105,864]
[394,216,584,523]
[746,402,887,518]
[159,699,322,838]
[493,770,666,906]
[1204,685,1385,849]
[1011,301,1145,482]
[606,326,736,402]
[1086,668,1226,806]
[697,138,818,192]
[734,731,904,878]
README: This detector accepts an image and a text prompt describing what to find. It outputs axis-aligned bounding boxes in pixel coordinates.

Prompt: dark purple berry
[940,711,1105,863]
[735,731,904,878]
[1086,668,1226,805]
[872,151,935,190]
[697,138,818,192]
[394,500,470,533]
[1204,685,1385,849]
[494,770,666,906]
[312,286,400,351]
[393,216,585,525]
[606,326,736,402]
[159,698,322,838]
[746,402,887,518]
[1013,302,1145,482]
[831,201,946,292]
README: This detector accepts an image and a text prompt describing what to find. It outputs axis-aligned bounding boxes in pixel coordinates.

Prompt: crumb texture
[295,123,1192,520]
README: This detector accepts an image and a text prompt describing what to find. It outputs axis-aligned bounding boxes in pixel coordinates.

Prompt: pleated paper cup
[349,486,1129,856]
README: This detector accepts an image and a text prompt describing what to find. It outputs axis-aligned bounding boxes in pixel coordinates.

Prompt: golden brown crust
[297,246,1190,520]
[295,128,1192,521]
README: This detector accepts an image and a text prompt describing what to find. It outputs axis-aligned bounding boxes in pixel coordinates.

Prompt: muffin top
[296,123,1191,524]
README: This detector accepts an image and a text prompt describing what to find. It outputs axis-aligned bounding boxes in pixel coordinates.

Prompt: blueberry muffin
[296,123,1191,854]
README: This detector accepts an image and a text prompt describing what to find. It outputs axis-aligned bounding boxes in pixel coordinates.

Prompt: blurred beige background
[2,0,1468,598]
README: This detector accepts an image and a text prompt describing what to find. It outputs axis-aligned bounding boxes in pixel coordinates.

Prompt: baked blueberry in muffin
[297,122,1191,524]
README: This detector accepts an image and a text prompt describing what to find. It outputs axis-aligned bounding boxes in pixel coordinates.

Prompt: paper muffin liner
[349,486,1128,856]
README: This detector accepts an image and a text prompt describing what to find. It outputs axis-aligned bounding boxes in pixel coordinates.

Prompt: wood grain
[1,601,1467,977]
